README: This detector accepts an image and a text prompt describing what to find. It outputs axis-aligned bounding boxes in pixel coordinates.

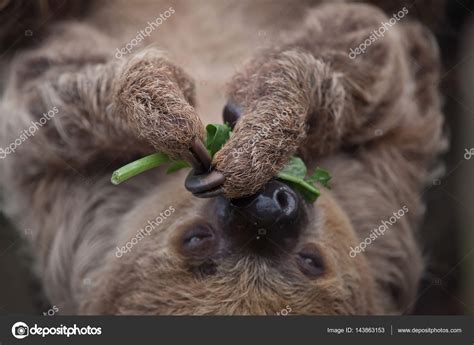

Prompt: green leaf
[166,160,190,174]
[276,172,321,203]
[276,157,329,202]
[278,156,307,179]
[308,167,332,189]
[110,122,330,204]
[205,123,231,157]
[111,153,171,185]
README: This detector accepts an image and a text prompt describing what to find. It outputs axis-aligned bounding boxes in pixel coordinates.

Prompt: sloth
[0,0,446,314]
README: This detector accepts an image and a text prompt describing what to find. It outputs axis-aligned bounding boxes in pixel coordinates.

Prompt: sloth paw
[212,49,319,199]
[112,49,205,160]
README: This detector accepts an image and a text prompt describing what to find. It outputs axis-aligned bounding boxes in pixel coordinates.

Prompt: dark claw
[183,137,212,174]
[192,187,225,198]
[185,170,225,194]
[190,137,212,172]
[222,102,243,129]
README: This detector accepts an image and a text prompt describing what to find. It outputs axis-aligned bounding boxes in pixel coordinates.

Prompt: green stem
[111,153,171,185]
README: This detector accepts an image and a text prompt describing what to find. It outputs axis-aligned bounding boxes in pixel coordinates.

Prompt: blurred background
[0,0,473,314]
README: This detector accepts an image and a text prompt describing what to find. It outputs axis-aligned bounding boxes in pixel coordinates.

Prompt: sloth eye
[296,248,325,277]
[180,223,217,259]
[183,225,214,248]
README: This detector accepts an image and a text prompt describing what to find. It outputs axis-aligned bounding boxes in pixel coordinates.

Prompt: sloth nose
[226,180,304,253]
[232,180,299,227]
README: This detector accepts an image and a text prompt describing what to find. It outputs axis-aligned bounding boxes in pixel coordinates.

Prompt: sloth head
[81,172,382,315]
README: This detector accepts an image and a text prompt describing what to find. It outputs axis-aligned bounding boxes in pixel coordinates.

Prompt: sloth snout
[232,180,300,227]
[217,180,304,255]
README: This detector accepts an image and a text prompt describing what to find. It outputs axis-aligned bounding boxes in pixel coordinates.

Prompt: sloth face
[82,175,379,315]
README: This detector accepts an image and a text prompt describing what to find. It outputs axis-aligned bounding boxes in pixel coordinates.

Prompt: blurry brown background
[0,0,473,314]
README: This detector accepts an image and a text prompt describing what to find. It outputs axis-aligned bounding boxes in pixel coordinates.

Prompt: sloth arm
[212,4,445,312]
[1,22,203,178]
[214,3,419,198]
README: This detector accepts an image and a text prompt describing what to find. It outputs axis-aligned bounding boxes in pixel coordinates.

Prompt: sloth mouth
[206,180,307,257]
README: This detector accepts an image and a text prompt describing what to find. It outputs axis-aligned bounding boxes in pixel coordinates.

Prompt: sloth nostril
[272,185,299,223]
[274,188,297,217]
[231,181,301,227]
[225,180,304,254]
[276,190,289,209]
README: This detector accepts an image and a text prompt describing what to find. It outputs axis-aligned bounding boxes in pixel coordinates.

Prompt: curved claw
[182,137,212,174]
[185,170,225,194]
[182,137,225,199]
[192,187,225,198]
[222,102,243,129]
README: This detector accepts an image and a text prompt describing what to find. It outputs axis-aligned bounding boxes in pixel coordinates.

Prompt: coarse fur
[0,0,446,314]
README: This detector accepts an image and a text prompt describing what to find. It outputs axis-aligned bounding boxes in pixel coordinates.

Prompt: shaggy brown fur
[0,0,446,314]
